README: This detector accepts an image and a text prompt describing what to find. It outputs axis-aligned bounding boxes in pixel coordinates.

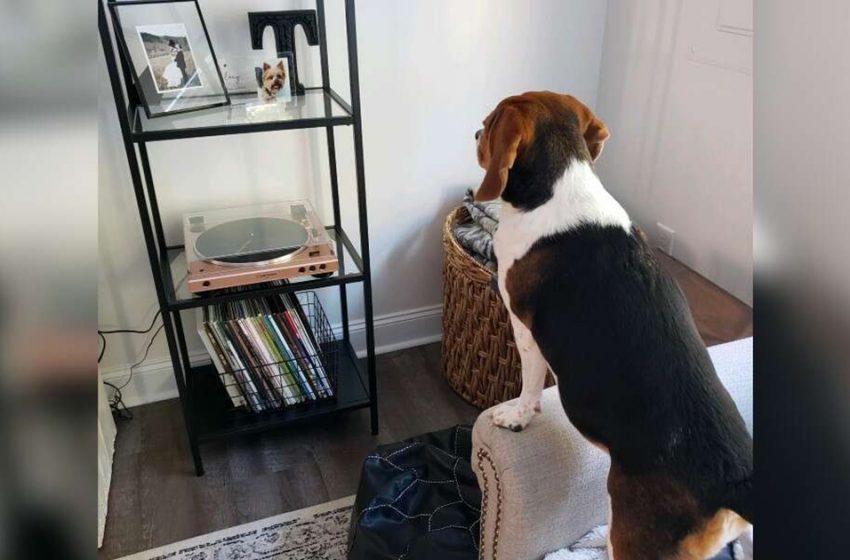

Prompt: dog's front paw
[491,402,538,432]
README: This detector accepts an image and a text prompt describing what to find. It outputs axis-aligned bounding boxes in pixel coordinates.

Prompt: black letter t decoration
[248,10,319,96]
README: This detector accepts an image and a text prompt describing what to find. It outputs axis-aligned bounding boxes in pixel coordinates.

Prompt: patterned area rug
[117,496,354,560]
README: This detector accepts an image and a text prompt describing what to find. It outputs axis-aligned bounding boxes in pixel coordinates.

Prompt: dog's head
[261,61,287,96]
[474,92,609,202]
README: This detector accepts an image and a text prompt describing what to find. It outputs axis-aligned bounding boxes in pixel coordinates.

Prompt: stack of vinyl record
[197,287,337,413]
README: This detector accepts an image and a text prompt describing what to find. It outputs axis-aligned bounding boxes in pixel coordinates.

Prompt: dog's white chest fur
[487,161,631,432]
[494,160,631,306]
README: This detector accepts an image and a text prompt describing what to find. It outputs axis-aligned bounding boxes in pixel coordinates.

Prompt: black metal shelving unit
[99,0,378,476]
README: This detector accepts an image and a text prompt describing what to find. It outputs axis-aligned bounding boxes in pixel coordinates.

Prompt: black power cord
[99,310,163,420]
[99,309,162,342]
[102,380,133,421]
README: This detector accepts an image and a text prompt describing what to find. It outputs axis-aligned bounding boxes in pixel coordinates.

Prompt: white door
[648,0,753,303]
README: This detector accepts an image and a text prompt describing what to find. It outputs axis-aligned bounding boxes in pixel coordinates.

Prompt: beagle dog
[475,92,752,559]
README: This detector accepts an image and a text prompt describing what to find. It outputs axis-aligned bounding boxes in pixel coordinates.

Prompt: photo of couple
[137,23,203,93]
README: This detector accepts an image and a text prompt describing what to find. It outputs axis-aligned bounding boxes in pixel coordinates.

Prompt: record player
[184,201,338,294]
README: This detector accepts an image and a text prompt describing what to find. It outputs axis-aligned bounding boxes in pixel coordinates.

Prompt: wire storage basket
[441,206,554,409]
[199,290,340,414]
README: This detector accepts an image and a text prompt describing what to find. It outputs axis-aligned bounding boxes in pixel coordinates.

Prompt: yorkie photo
[258,60,287,102]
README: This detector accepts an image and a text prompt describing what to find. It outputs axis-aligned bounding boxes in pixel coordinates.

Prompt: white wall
[99,0,609,405]
[595,0,753,304]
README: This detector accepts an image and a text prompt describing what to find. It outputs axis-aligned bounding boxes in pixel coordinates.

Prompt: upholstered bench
[471,338,753,560]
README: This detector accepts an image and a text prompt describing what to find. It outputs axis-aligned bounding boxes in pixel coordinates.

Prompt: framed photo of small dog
[109,0,230,118]
[254,53,295,103]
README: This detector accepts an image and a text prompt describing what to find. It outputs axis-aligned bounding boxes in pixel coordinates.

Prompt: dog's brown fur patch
[504,244,553,330]
[608,464,748,559]
[608,464,701,559]
[679,509,749,560]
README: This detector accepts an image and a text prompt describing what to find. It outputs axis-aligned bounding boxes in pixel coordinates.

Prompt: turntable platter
[194,217,310,265]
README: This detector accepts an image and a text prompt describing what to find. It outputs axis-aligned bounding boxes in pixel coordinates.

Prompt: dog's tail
[723,476,753,524]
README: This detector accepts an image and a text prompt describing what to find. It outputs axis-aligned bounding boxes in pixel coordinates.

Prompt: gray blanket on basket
[452,189,500,271]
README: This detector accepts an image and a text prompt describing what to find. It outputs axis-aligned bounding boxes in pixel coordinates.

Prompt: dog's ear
[277,61,285,71]
[584,116,609,162]
[561,94,609,162]
[262,62,271,72]
[475,106,528,202]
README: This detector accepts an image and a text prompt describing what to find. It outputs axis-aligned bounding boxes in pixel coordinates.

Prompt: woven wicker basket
[441,206,536,409]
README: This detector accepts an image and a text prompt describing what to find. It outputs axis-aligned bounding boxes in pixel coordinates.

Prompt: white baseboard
[100,351,203,409]
[100,304,443,409]
[346,304,444,357]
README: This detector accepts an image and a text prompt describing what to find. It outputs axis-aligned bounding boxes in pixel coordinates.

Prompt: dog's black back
[513,224,753,522]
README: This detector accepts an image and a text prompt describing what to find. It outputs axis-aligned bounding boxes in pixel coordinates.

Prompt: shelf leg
[192,452,205,477]
[100,7,204,476]
[327,126,351,344]
[317,0,351,345]
[138,143,169,265]
[172,311,195,392]
[363,279,379,435]
[345,0,379,436]
[162,310,204,476]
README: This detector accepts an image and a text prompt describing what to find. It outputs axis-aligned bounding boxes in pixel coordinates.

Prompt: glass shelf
[132,87,353,142]
[163,225,365,311]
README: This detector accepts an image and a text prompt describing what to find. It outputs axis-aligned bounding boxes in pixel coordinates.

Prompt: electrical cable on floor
[103,380,133,421]
[99,310,163,420]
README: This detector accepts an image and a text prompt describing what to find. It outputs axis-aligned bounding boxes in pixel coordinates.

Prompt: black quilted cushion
[348,425,740,560]
[348,425,481,560]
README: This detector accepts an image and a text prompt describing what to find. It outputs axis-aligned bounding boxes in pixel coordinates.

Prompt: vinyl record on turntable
[194,217,309,266]
[183,201,340,293]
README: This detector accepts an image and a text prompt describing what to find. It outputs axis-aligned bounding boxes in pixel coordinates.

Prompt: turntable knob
[189,216,205,233]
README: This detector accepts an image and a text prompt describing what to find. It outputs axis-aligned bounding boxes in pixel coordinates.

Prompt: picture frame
[248,10,319,96]
[109,0,230,119]
[253,52,296,103]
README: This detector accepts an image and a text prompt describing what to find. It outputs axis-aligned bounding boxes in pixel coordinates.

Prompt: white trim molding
[346,303,443,358]
[100,304,443,408]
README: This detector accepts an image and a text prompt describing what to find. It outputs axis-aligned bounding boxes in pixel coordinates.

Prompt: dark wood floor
[99,344,480,559]
[654,251,753,345]
[99,253,752,559]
